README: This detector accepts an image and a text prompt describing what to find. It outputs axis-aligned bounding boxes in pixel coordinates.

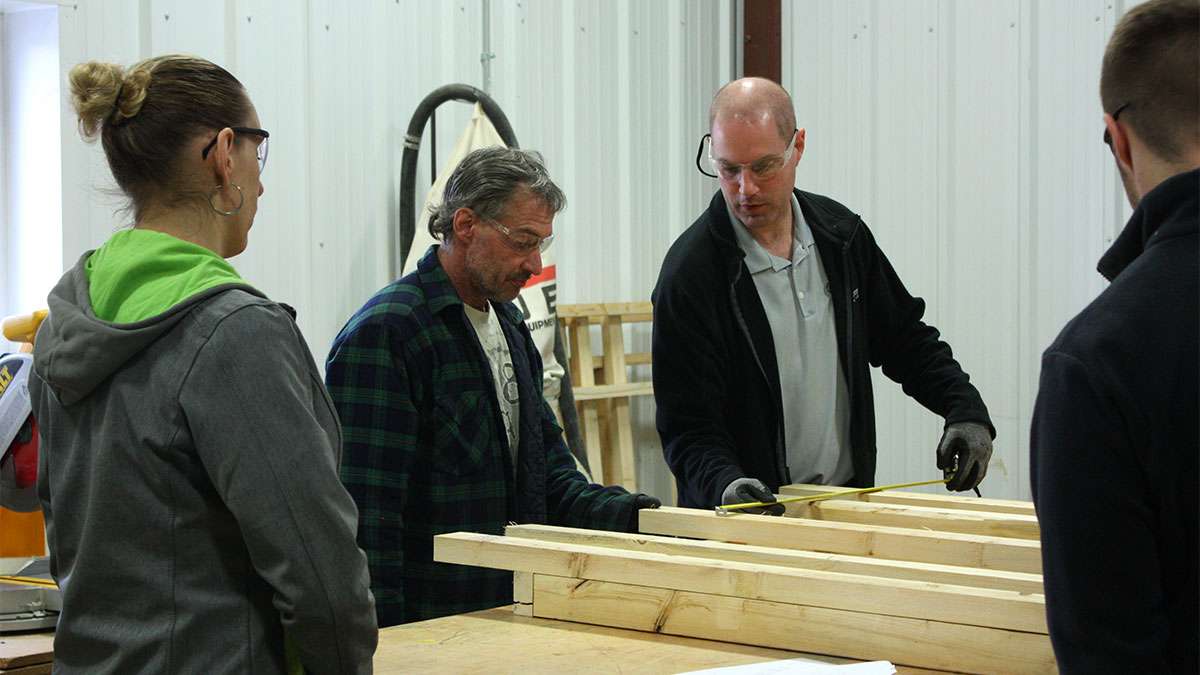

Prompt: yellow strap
[716,477,950,514]
[0,575,57,588]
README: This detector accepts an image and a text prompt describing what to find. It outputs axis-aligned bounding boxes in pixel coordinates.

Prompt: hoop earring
[209,184,244,217]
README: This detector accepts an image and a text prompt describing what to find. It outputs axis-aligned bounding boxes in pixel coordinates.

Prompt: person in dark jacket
[327,147,661,627]
[653,78,994,511]
[1031,1,1199,671]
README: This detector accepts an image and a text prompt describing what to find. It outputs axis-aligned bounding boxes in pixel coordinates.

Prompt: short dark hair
[70,55,252,219]
[1101,0,1199,161]
[427,147,566,243]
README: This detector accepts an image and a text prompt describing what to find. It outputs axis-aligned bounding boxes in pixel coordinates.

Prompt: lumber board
[567,320,605,480]
[505,524,1044,595]
[0,665,52,675]
[625,352,652,367]
[780,483,1037,517]
[601,317,637,490]
[639,507,1042,574]
[557,302,653,321]
[591,353,652,373]
[0,634,52,669]
[513,571,533,616]
[532,575,1055,674]
[570,382,654,400]
[785,499,1040,540]
[434,532,1047,633]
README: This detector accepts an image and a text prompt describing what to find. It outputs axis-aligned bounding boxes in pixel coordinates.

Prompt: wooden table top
[3,608,947,673]
[375,607,849,674]
[0,632,53,673]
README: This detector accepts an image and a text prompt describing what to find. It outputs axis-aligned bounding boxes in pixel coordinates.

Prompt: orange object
[0,508,45,557]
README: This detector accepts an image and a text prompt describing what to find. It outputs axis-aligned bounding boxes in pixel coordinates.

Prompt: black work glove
[721,477,785,516]
[936,422,993,492]
[626,493,662,532]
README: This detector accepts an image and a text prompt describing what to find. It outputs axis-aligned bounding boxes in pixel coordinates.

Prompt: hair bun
[114,67,151,122]
[68,61,152,140]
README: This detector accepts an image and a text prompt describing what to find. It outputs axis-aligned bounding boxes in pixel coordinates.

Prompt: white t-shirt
[463,301,521,472]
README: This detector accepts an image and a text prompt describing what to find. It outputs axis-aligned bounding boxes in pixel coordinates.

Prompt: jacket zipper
[839,222,861,480]
[727,263,790,485]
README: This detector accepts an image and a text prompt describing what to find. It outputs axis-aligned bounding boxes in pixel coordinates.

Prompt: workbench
[5,607,937,674]
[376,607,936,673]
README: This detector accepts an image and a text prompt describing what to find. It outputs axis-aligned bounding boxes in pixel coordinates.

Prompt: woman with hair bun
[29,55,377,673]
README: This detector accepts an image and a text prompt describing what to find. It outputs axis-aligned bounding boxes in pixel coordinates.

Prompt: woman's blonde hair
[69,55,251,218]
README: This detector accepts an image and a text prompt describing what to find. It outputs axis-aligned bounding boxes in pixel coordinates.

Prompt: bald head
[709,77,797,141]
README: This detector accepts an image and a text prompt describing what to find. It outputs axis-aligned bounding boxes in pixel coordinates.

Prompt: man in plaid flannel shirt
[326,147,661,627]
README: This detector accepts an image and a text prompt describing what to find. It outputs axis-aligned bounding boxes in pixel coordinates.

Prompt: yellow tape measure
[0,575,57,588]
[715,477,951,515]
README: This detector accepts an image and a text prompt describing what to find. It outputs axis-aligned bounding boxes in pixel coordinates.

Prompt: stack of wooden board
[434,484,1054,673]
[0,634,53,675]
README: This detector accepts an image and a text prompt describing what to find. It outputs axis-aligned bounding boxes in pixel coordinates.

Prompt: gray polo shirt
[728,195,853,485]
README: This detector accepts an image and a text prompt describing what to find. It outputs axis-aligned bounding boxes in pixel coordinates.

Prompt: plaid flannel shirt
[326,246,637,627]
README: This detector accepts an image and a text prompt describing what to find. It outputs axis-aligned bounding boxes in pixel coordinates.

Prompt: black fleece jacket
[1031,168,1198,674]
[653,188,993,508]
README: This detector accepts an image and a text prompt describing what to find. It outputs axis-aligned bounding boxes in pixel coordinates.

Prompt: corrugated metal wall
[56,0,733,502]
[783,0,1139,499]
[55,0,1137,501]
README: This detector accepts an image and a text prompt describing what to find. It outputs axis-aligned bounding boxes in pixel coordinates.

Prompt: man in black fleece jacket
[1031,1,1199,672]
[652,77,994,511]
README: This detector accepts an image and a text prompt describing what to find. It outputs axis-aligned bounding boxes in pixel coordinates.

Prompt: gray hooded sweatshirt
[30,255,377,673]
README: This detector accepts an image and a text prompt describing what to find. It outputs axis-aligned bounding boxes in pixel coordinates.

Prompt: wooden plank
[786,500,1041,540]
[601,317,636,491]
[505,524,1044,595]
[533,575,1055,674]
[589,354,652,375]
[557,304,608,319]
[434,532,1047,633]
[780,483,1037,517]
[624,352,651,367]
[568,319,605,482]
[0,633,53,669]
[513,571,533,617]
[0,664,53,675]
[571,382,653,400]
[639,507,1042,574]
[557,302,653,320]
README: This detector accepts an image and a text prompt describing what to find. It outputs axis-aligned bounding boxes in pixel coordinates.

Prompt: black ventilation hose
[398,84,519,268]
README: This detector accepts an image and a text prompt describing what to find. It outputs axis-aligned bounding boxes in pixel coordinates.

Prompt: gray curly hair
[427,146,566,243]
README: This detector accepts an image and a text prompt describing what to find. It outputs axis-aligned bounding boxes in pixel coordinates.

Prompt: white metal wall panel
[55,0,1134,502]
[230,0,312,324]
[1,7,61,349]
[57,0,142,270]
[489,0,735,497]
[55,0,732,503]
[784,0,1133,499]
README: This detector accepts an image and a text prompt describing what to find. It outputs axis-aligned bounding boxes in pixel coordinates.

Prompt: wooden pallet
[434,489,1054,673]
[557,302,654,491]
